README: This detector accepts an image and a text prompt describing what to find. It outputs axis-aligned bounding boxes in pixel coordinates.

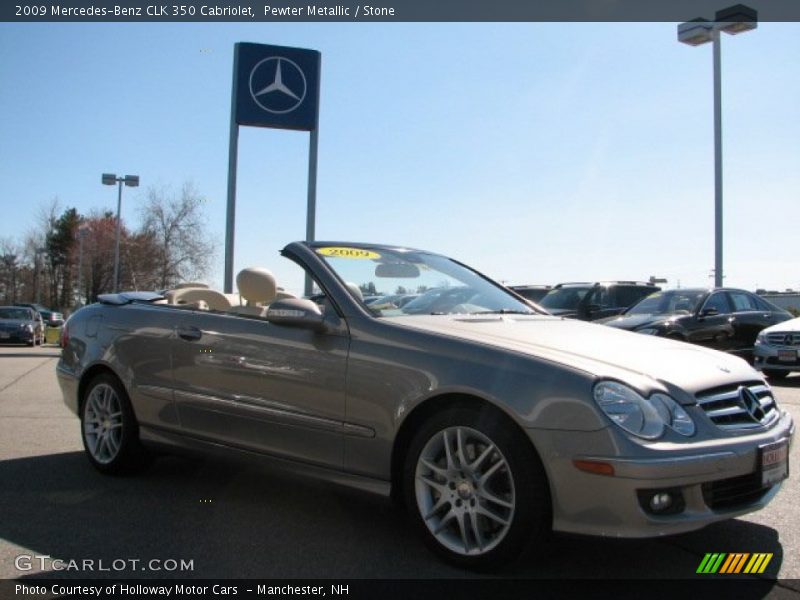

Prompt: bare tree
[0,237,23,303]
[139,183,215,289]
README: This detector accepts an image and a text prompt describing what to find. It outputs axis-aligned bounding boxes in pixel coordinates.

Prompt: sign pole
[304,128,319,297]
[224,46,241,294]
[227,43,320,296]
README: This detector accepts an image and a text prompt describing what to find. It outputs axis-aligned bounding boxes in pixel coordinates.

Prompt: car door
[727,291,776,354]
[583,286,615,320]
[687,291,736,351]
[170,306,349,469]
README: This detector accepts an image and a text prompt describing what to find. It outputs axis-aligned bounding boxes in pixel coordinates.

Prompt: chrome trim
[695,382,779,431]
[174,389,375,437]
[137,384,173,402]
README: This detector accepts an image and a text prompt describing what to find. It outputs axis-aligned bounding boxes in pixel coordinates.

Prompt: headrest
[174,282,209,290]
[345,282,364,302]
[237,267,278,305]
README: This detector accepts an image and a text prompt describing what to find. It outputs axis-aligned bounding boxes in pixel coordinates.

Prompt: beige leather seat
[168,288,232,311]
[229,267,278,317]
[173,282,209,290]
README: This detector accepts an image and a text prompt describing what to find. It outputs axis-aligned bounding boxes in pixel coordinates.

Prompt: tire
[80,373,151,474]
[763,369,790,380]
[403,406,551,569]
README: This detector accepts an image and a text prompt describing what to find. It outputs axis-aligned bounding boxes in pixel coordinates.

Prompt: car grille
[702,472,771,511]
[695,382,779,431]
[766,332,800,346]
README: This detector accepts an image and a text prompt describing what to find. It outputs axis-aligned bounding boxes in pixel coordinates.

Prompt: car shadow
[0,451,785,583]
[769,374,800,389]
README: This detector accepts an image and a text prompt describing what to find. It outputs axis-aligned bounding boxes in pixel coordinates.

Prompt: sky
[1,21,798,296]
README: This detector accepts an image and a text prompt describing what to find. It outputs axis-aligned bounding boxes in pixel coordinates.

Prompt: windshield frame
[303,242,547,319]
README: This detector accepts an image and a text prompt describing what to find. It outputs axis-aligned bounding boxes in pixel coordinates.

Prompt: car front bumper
[529,409,794,538]
[754,344,800,373]
[0,329,35,343]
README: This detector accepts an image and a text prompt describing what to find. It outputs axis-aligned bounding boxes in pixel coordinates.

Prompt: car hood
[762,316,800,333]
[598,313,669,330]
[541,307,575,317]
[382,314,757,395]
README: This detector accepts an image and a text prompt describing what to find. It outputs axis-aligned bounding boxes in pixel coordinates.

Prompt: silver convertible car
[57,242,794,568]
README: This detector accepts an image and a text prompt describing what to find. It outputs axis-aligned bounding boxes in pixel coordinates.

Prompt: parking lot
[0,345,798,588]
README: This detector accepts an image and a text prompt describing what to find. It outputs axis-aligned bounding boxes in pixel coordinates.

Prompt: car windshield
[313,245,539,317]
[626,290,705,316]
[0,308,31,320]
[539,287,591,310]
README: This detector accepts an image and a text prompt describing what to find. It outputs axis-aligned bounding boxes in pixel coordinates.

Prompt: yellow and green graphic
[696,553,773,574]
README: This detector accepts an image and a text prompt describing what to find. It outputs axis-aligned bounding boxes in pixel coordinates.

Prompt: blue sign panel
[233,42,320,131]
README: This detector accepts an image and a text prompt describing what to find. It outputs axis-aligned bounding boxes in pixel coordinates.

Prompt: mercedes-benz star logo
[738,386,766,423]
[249,56,307,115]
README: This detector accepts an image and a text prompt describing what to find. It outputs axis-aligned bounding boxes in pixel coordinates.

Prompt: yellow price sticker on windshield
[317,247,382,260]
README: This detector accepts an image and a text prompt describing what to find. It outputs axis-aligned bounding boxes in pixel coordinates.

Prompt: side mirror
[700,307,719,317]
[267,298,326,332]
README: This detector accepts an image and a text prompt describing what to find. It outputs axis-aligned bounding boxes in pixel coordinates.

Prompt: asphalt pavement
[0,345,798,591]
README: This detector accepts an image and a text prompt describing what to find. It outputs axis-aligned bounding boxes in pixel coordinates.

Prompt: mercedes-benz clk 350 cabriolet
[57,242,793,568]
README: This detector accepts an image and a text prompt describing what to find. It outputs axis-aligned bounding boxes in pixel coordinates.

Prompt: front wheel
[403,407,551,569]
[81,373,150,474]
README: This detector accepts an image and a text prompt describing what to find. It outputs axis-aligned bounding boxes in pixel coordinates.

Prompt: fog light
[637,488,685,515]
[650,493,673,512]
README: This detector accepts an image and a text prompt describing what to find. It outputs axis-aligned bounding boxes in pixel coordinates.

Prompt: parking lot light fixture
[102,173,140,293]
[677,4,757,288]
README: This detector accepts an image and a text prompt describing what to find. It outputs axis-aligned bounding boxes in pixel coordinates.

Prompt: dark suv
[539,281,660,321]
[14,303,65,327]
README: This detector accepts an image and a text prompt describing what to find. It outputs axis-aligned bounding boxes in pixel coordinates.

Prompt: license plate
[777,349,797,362]
[761,440,789,487]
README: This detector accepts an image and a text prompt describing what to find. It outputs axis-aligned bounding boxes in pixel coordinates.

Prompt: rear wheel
[80,373,150,474]
[403,406,550,569]
[763,369,789,380]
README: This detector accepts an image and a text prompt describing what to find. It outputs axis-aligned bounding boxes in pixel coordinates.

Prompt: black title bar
[4,0,800,22]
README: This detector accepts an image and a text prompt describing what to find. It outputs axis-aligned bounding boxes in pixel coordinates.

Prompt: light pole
[102,173,140,293]
[678,4,757,288]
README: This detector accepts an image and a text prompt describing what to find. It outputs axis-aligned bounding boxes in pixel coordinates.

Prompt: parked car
[368,293,419,310]
[754,316,800,379]
[0,306,44,346]
[400,286,483,315]
[57,242,793,569]
[509,285,551,304]
[539,281,660,321]
[14,302,64,327]
[600,288,792,360]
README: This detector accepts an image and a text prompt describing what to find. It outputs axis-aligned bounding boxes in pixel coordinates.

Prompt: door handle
[177,326,202,342]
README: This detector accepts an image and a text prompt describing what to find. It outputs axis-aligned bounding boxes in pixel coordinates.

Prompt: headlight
[593,382,695,439]
[649,393,695,436]
[19,323,33,332]
[636,327,660,335]
[755,331,768,345]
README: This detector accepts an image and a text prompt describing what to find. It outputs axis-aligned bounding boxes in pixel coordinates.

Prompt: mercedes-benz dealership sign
[233,42,320,131]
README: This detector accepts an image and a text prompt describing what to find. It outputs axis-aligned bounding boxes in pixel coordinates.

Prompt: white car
[754,316,800,379]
